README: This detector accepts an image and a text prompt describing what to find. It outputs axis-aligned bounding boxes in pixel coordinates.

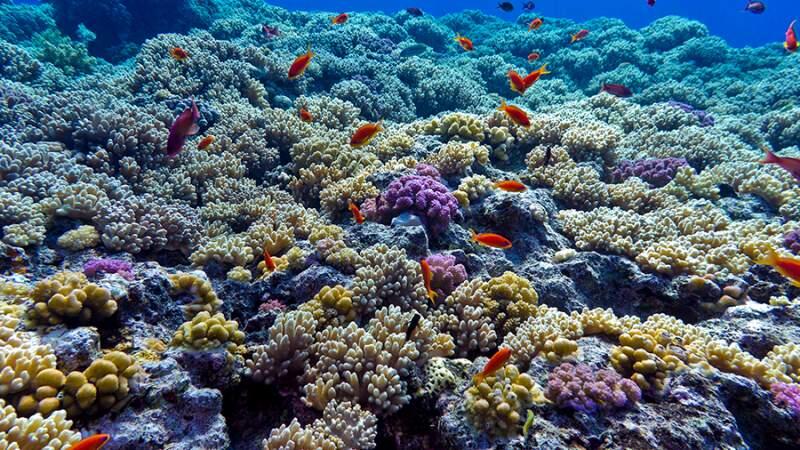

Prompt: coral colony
[1,0,800,449]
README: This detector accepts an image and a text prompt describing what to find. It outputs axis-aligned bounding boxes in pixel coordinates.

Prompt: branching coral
[464,364,543,437]
[544,363,641,413]
[370,174,460,234]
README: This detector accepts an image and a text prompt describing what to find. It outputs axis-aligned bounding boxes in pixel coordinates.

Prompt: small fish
[570,29,589,44]
[166,99,200,158]
[350,122,383,148]
[169,47,189,61]
[473,347,512,384]
[298,107,313,123]
[523,409,535,435]
[420,259,437,304]
[527,52,540,62]
[406,7,424,17]
[508,69,529,95]
[522,63,550,87]
[454,33,474,51]
[528,17,543,31]
[196,135,214,150]
[498,2,514,12]
[785,20,798,53]
[263,246,277,272]
[760,146,800,182]
[600,83,633,98]
[757,247,800,287]
[288,46,315,80]
[498,100,531,128]
[542,146,552,167]
[471,229,513,250]
[69,434,111,450]
[523,2,535,11]
[331,13,349,25]
[405,313,422,340]
[495,180,527,192]
[262,24,280,38]
[348,200,365,224]
[648,0,656,6]
[399,43,428,57]
[745,1,765,14]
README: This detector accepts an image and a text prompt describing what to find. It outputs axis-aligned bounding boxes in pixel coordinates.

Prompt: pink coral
[425,253,467,298]
[545,363,641,413]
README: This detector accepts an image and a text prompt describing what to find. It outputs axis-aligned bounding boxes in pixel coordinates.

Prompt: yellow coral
[29,273,118,326]
[169,273,223,318]
[464,364,544,437]
[56,225,100,251]
[61,351,138,417]
[171,311,245,355]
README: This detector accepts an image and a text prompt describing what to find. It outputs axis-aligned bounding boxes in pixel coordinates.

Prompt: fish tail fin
[497,100,507,111]
[472,373,484,385]
[570,34,577,43]
[538,63,550,74]
[469,228,478,242]
[759,145,779,164]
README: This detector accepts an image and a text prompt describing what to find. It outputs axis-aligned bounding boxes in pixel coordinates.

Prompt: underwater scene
[2,0,800,448]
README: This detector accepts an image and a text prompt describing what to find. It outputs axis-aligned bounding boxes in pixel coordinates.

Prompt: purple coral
[414,163,441,179]
[425,253,467,298]
[545,363,641,413]
[611,157,689,188]
[771,382,800,419]
[372,172,460,234]
[784,230,800,255]
[83,258,134,280]
[667,101,715,127]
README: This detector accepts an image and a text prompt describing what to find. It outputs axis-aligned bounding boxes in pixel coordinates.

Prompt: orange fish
[570,29,589,44]
[497,100,531,128]
[471,229,512,249]
[760,146,800,182]
[299,107,313,123]
[757,247,800,287]
[785,20,798,52]
[473,347,512,384]
[197,135,215,150]
[454,33,474,51]
[348,200,365,224]
[169,47,189,61]
[350,122,383,148]
[495,180,527,192]
[528,17,543,31]
[263,247,277,272]
[69,434,111,450]
[331,13,349,25]
[420,259,437,304]
[507,69,529,95]
[527,52,540,62]
[522,63,550,87]
[288,46,315,80]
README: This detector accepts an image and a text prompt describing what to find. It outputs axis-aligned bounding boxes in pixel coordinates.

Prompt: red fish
[420,259,437,304]
[169,47,189,61]
[471,229,512,249]
[522,63,550,87]
[473,347,512,384]
[69,434,111,450]
[495,180,527,192]
[570,29,589,44]
[197,135,215,150]
[600,83,633,98]
[350,122,383,148]
[760,146,800,182]
[454,33,474,51]
[757,247,800,287]
[348,200,365,224]
[528,18,543,31]
[166,99,200,157]
[299,107,313,123]
[508,69,529,95]
[288,46,315,80]
[331,13,349,25]
[263,247,277,272]
[497,100,531,128]
[785,20,798,53]
[527,52,540,62]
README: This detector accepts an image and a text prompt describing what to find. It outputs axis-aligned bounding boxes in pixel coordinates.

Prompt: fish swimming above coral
[166,98,200,157]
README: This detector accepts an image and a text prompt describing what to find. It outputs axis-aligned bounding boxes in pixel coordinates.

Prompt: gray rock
[699,302,800,358]
[41,326,101,372]
[346,221,429,260]
[166,347,242,390]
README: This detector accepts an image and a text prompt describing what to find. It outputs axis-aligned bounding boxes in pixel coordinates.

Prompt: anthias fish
[498,100,531,128]
[473,347,512,384]
[508,69,529,95]
[69,434,111,450]
[197,135,215,150]
[420,259,437,303]
[601,83,633,98]
[570,29,589,44]
[348,200,365,224]
[757,248,800,287]
[528,52,540,62]
[169,47,189,61]
[471,229,513,249]
[166,99,200,157]
[406,7,424,17]
[745,1,765,14]
[263,247,277,272]
[331,13,349,25]
[528,18,543,31]
[760,146,800,182]
[288,46,315,80]
[298,107,313,122]
[495,180,527,192]
[454,33,474,51]
[350,122,383,147]
[785,20,798,52]
[522,63,550,86]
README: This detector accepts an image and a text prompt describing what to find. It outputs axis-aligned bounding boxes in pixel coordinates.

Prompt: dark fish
[406,313,422,340]
[542,146,552,167]
[399,43,428,57]
[648,0,656,6]
[600,83,633,98]
[262,24,280,39]
[406,7,424,17]
[498,2,514,12]
[522,2,535,11]
[744,1,765,14]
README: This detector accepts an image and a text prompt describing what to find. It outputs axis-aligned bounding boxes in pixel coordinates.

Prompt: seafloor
[1,0,800,449]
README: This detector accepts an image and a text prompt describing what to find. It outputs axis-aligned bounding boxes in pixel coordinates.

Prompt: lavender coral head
[545,363,641,413]
[425,253,467,297]
[784,229,800,255]
[374,173,460,234]
[771,382,800,418]
[667,101,715,127]
[611,157,689,188]
[83,258,134,280]
[415,163,441,179]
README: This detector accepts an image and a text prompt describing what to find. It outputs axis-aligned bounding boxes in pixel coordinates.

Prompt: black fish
[744,1,765,14]
[542,147,552,167]
[406,313,422,340]
[406,7,424,17]
[399,44,428,57]
[498,2,514,12]
[522,1,535,11]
